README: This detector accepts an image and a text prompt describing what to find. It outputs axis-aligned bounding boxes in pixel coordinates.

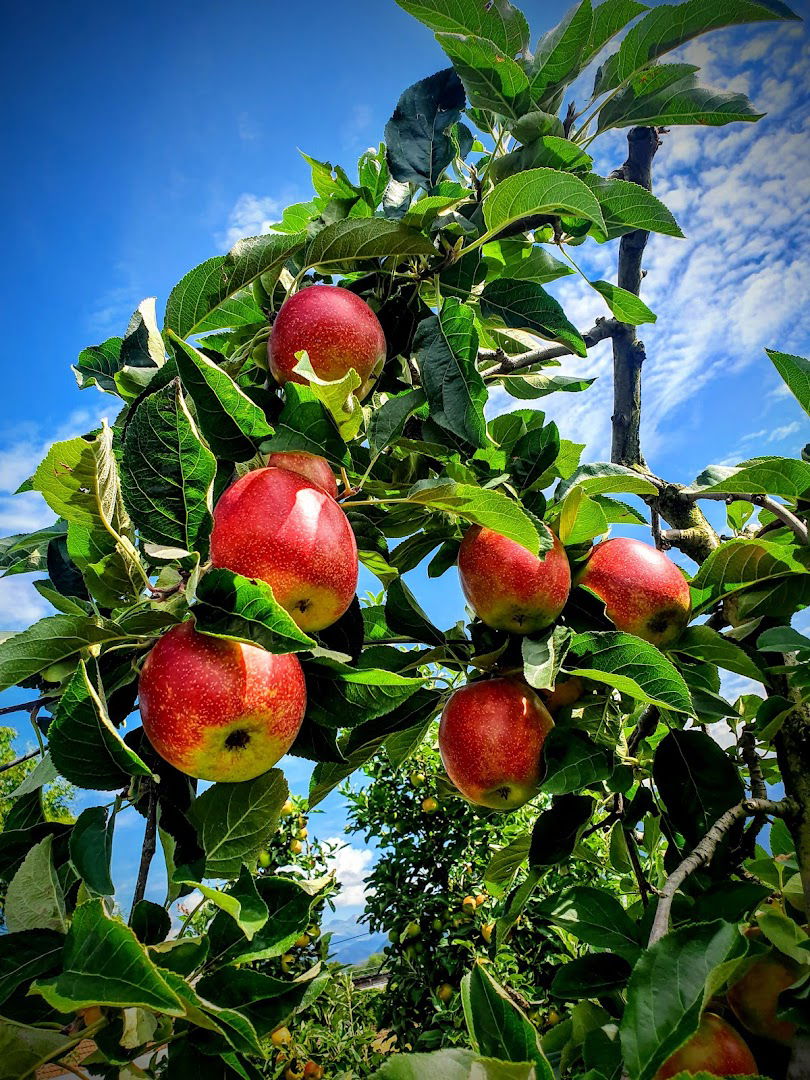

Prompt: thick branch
[686,491,808,545]
[773,656,810,916]
[131,784,158,916]
[0,696,50,717]
[740,726,767,801]
[648,797,797,945]
[481,318,618,375]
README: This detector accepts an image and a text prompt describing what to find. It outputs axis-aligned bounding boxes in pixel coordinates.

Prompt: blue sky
[1,1,808,946]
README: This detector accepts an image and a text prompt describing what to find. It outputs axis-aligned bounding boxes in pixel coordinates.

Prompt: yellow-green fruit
[271,1026,292,1047]
[437,983,454,1003]
[403,920,421,939]
[280,953,295,973]
[547,1010,561,1027]
[290,839,303,855]
[307,925,321,939]
[481,923,495,944]
[475,894,486,907]
[258,850,271,868]
[432,917,443,931]
[388,929,399,944]
[296,828,308,840]
[294,933,310,948]
[409,771,426,786]
[462,895,476,913]
[281,800,295,816]
[421,796,439,813]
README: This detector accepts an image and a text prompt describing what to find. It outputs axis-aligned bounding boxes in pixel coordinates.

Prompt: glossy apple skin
[268,285,386,399]
[727,948,802,1045]
[264,451,338,499]
[439,678,554,810]
[577,537,691,647]
[139,621,306,783]
[458,527,571,635]
[654,1013,757,1080]
[210,467,358,632]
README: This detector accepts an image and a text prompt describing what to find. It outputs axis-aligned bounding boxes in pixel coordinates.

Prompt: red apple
[439,678,554,810]
[458,527,571,635]
[654,1013,757,1080]
[727,946,802,1045]
[264,451,338,499]
[210,467,358,632]
[268,285,386,399]
[139,620,306,782]
[576,537,691,647]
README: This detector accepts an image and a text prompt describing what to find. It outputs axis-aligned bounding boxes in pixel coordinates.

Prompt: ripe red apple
[458,527,571,634]
[139,621,306,782]
[654,1013,757,1080]
[210,467,358,631]
[727,945,802,1045]
[265,451,338,499]
[439,678,554,810]
[268,285,386,399]
[576,537,691,646]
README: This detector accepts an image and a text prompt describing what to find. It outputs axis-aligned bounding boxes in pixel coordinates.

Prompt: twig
[0,696,50,717]
[480,318,617,376]
[648,797,797,945]
[625,828,652,905]
[627,706,660,757]
[0,746,42,774]
[130,783,158,915]
[684,491,808,545]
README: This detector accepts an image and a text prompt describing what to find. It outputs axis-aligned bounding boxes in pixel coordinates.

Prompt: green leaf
[74,335,124,395]
[498,372,596,400]
[620,920,747,1080]
[690,538,810,603]
[0,1020,72,1080]
[292,352,364,440]
[305,658,427,729]
[407,477,541,554]
[598,76,763,130]
[181,865,269,942]
[653,730,745,848]
[556,462,659,499]
[130,900,171,945]
[550,953,632,999]
[385,68,467,188]
[522,626,573,691]
[686,457,810,501]
[0,614,124,693]
[9,754,58,799]
[206,875,314,964]
[164,231,305,338]
[462,963,554,1079]
[584,176,684,240]
[393,0,530,56]
[480,278,587,356]
[69,806,115,895]
[758,625,810,655]
[483,241,575,283]
[670,625,764,682]
[4,835,67,933]
[0,928,64,1006]
[187,768,289,879]
[541,728,613,794]
[583,0,650,68]
[0,523,66,578]
[589,280,656,325]
[484,833,531,897]
[305,218,435,267]
[537,886,641,961]
[528,0,593,99]
[568,631,694,713]
[766,348,810,416]
[369,389,427,454]
[483,168,606,237]
[33,897,185,1015]
[596,0,798,95]
[120,378,216,554]
[192,569,316,653]
[168,333,273,462]
[32,422,121,530]
[384,577,446,647]
[436,33,531,120]
[529,794,595,868]
[260,382,350,467]
[48,660,152,790]
[372,1049,538,1079]
[415,299,487,448]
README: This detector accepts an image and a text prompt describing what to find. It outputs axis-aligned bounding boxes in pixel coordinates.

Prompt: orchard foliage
[0,0,808,1077]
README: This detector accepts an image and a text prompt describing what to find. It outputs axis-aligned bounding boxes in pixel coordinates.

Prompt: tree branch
[130,783,157,916]
[481,318,618,375]
[685,491,808,545]
[648,797,797,945]
[625,827,652,906]
[627,706,660,757]
[740,725,767,801]
[0,746,42,775]
[0,696,51,717]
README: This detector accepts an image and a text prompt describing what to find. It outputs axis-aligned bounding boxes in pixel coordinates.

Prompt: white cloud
[219,193,286,250]
[324,838,374,908]
[0,574,51,631]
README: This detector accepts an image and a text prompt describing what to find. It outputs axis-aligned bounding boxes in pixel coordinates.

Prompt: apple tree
[0,0,808,1077]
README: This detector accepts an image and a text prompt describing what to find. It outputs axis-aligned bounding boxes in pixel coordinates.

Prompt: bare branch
[740,726,767,801]
[685,490,808,545]
[0,746,42,775]
[648,797,797,945]
[480,318,618,375]
[0,696,51,717]
[130,783,158,916]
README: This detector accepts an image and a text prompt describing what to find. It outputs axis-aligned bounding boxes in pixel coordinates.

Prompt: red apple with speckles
[653,1013,757,1080]
[139,620,306,782]
[576,537,691,647]
[727,939,803,1045]
[268,285,386,399]
[439,678,554,810]
[264,451,338,499]
[458,527,571,634]
[210,467,358,632]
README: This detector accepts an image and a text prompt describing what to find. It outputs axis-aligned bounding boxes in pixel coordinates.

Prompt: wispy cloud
[324,837,374,908]
[218,193,287,250]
